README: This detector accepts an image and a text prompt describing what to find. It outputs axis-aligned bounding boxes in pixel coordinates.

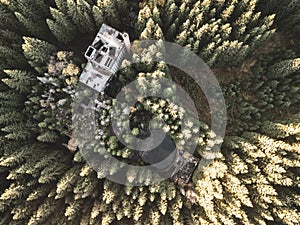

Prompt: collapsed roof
[79,24,130,93]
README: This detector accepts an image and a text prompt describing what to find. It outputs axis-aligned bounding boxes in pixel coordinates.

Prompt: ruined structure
[79,23,130,93]
[78,24,198,184]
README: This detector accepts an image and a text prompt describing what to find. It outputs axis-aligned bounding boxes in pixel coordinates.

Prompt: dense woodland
[0,0,299,224]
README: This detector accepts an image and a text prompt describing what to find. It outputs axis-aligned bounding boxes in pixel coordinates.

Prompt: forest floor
[171,32,296,129]
[214,33,285,84]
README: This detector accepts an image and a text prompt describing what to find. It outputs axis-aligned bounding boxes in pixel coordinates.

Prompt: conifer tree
[260,113,300,139]
[54,0,96,35]
[4,0,52,40]
[260,0,300,37]
[138,0,277,67]
[0,2,24,33]
[92,0,129,29]
[0,29,22,50]
[0,45,28,69]
[0,1,299,225]
[2,70,35,94]
[47,7,78,44]
[22,37,57,72]
[267,58,300,79]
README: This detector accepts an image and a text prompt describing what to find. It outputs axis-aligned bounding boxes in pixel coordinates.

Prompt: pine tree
[1,122,33,141]
[92,0,129,29]
[136,5,152,33]
[36,130,59,143]
[140,18,164,40]
[47,7,78,44]
[2,70,35,93]
[0,45,28,69]
[260,114,300,139]
[259,0,300,37]
[55,0,96,35]
[162,0,178,29]
[0,1,299,225]
[5,0,52,40]
[22,37,57,72]
[137,0,277,67]
[0,2,24,33]
[267,58,300,79]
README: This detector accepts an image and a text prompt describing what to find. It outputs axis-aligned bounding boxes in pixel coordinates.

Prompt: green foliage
[1,122,33,141]
[26,51,80,142]
[62,0,96,34]
[267,58,300,79]
[37,130,59,143]
[0,0,299,225]
[0,45,28,69]
[137,0,277,67]
[47,7,78,44]
[2,70,35,93]
[258,0,300,37]
[0,2,24,32]
[0,29,22,50]
[93,0,129,28]
[260,113,300,138]
[22,37,57,72]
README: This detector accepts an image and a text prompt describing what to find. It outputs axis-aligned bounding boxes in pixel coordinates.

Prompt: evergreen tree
[2,70,35,93]
[0,2,24,33]
[47,7,78,44]
[267,58,300,79]
[22,37,57,72]
[4,0,52,40]
[92,0,129,29]
[0,45,28,69]
[0,1,299,224]
[138,0,277,67]
[259,0,300,37]
[54,0,96,35]
[260,114,300,139]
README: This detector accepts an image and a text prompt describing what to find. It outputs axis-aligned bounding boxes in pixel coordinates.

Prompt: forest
[0,0,299,224]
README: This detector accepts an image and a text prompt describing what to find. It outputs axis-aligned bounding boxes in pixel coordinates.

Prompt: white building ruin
[79,24,131,93]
